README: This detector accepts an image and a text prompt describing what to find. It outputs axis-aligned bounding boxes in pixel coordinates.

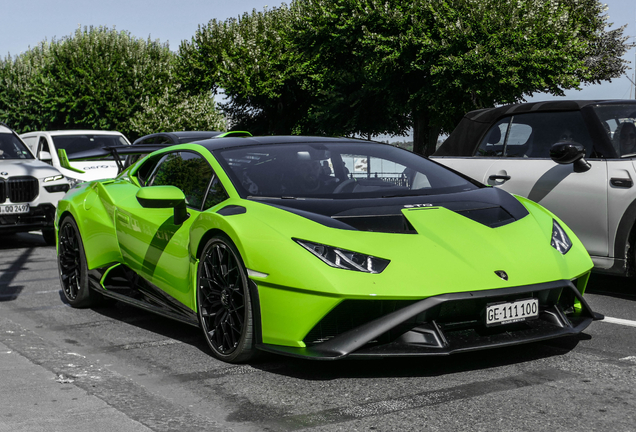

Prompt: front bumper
[257,279,601,360]
[0,204,56,233]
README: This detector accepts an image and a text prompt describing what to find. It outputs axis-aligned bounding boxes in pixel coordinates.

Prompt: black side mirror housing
[550,142,591,173]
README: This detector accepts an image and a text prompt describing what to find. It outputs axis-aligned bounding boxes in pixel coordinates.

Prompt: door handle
[610,178,633,188]
[488,175,511,181]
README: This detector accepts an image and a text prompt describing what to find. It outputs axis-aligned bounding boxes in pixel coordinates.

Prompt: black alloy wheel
[197,235,256,363]
[57,216,98,307]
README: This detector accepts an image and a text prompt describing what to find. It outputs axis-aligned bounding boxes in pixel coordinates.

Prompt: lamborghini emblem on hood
[495,270,508,281]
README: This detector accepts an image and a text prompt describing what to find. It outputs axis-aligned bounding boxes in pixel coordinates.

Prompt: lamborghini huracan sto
[55,136,601,363]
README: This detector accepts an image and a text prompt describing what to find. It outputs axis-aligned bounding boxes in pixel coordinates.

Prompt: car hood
[221,188,590,298]
[0,159,63,179]
[255,187,529,232]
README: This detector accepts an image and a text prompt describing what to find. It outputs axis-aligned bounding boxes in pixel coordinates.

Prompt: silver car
[432,100,636,277]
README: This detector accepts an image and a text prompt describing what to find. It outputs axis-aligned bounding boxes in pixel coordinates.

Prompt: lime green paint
[57,149,85,173]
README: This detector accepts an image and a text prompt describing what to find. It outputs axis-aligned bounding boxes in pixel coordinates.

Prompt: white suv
[0,124,70,245]
[20,130,131,188]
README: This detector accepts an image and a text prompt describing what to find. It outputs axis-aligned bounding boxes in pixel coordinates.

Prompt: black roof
[434,100,636,157]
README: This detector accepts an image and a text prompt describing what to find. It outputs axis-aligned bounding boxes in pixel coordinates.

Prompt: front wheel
[197,235,257,363]
[57,216,99,307]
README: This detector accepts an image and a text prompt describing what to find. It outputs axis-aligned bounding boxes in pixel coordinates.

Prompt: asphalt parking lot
[1,232,635,432]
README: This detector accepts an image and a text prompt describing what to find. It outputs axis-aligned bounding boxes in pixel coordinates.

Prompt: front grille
[1,176,39,203]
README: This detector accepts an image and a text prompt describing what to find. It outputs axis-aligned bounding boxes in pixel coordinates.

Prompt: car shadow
[0,232,48,250]
[83,296,585,379]
[586,273,636,301]
[0,246,36,302]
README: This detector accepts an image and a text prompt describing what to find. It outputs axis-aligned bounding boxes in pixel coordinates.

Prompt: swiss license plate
[485,298,539,326]
[0,204,30,214]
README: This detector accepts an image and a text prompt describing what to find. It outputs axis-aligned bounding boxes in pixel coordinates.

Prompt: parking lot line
[602,316,636,328]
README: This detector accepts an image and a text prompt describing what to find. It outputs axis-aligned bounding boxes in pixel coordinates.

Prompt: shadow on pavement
[0,232,48,250]
[586,273,636,301]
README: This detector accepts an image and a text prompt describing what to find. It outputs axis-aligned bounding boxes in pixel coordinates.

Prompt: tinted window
[147,151,218,210]
[0,133,35,160]
[52,134,129,159]
[215,142,479,199]
[475,112,593,158]
[591,104,636,157]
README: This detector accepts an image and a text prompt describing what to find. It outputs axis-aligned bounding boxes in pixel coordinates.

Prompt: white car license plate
[0,204,30,214]
[485,298,538,326]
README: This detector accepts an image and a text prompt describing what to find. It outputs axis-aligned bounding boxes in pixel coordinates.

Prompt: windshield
[592,104,636,157]
[215,142,479,199]
[0,132,35,160]
[52,134,129,159]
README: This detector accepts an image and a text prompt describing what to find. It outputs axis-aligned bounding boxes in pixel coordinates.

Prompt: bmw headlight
[43,174,64,182]
[295,239,390,273]
[66,176,84,188]
[551,219,572,254]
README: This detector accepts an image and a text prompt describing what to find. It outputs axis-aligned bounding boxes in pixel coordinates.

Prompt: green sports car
[55,136,601,363]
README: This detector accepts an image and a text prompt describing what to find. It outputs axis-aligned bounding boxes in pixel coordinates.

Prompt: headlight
[295,239,390,273]
[66,177,84,188]
[551,219,572,254]
[43,174,64,182]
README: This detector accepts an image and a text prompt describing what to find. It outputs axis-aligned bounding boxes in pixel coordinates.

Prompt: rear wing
[57,131,252,174]
[58,144,168,174]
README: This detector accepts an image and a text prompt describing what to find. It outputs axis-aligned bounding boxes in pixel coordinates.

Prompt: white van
[20,130,131,187]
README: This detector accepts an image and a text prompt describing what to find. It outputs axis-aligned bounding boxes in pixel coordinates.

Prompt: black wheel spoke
[198,239,249,357]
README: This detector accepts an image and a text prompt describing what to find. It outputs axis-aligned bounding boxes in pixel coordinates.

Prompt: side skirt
[88,265,199,328]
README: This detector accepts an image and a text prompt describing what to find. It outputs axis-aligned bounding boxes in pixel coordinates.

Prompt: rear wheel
[57,216,99,307]
[197,235,257,363]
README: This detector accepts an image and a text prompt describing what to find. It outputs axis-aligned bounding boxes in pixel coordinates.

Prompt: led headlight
[43,174,64,182]
[295,239,390,273]
[551,219,572,254]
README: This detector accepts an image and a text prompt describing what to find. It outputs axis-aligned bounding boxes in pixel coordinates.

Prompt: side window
[203,177,229,210]
[476,119,509,157]
[39,137,51,155]
[21,136,38,155]
[476,112,593,159]
[147,151,215,210]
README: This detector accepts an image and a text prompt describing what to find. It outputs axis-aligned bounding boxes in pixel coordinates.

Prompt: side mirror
[136,186,189,225]
[550,142,591,173]
[39,150,52,161]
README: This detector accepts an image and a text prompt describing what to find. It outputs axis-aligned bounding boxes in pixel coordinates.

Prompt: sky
[1,0,635,117]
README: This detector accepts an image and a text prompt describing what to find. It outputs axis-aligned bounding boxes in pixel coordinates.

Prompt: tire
[57,216,99,308]
[197,235,257,363]
[42,228,56,246]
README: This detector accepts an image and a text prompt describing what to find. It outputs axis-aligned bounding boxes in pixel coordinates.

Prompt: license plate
[485,298,538,326]
[0,204,30,214]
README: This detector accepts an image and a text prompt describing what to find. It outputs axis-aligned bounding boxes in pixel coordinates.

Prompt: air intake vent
[7,176,38,203]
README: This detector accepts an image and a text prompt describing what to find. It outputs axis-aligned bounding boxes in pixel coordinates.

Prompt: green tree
[0,26,223,140]
[290,0,631,155]
[178,7,311,135]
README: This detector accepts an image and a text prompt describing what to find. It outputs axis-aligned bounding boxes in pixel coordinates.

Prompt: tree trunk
[412,110,441,156]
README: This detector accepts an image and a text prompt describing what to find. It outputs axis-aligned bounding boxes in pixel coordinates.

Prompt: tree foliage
[0,26,224,140]
[289,0,631,155]
[178,7,311,135]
